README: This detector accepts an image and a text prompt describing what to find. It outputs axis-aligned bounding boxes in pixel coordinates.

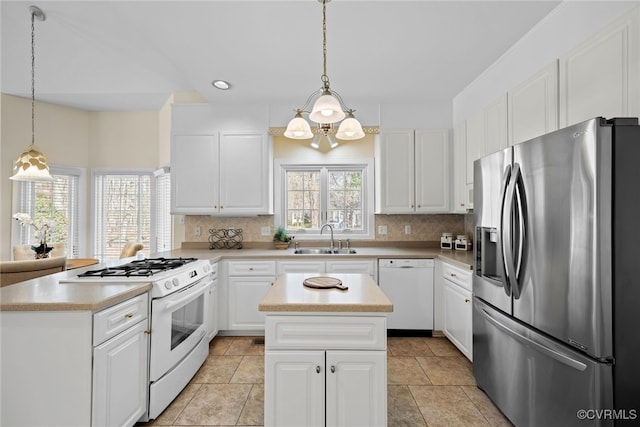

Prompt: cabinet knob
[249,267,254,271]
[125,313,134,318]
[316,366,321,374]
[330,365,336,373]
[465,299,470,303]
[450,273,457,277]
[460,203,465,207]
[144,329,151,335]
[220,206,224,209]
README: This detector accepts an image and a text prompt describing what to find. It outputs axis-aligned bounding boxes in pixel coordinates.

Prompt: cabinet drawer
[265,315,387,350]
[442,262,472,291]
[227,260,276,276]
[93,294,148,346]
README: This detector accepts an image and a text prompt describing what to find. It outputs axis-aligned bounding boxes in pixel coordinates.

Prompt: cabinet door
[415,129,450,213]
[465,112,484,186]
[376,129,415,213]
[443,280,473,361]
[228,276,275,330]
[508,61,559,146]
[92,320,149,427]
[171,134,219,214]
[219,131,272,215]
[484,94,508,155]
[265,350,325,427]
[452,121,468,213]
[559,9,640,127]
[325,351,387,427]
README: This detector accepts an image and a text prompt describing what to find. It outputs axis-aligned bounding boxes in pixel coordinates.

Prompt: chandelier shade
[284,111,314,139]
[283,0,364,150]
[9,5,53,182]
[309,93,346,123]
[336,112,365,140]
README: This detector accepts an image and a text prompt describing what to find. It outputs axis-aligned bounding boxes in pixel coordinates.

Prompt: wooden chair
[120,242,144,259]
[0,256,67,287]
[13,243,66,260]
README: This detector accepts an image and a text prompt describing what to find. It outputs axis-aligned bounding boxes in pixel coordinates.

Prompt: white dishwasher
[378,259,434,335]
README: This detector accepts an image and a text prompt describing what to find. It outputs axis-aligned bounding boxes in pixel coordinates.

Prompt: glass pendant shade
[309,93,346,124]
[336,116,365,140]
[284,116,314,139]
[10,146,54,181]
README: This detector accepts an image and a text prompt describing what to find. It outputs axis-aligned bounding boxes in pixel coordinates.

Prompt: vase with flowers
[13,213,56,259]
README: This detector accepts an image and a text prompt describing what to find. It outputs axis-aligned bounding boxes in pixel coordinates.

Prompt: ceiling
[1,0,562,112]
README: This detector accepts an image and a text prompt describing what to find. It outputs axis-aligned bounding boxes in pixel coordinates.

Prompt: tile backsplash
[184,213,474,244]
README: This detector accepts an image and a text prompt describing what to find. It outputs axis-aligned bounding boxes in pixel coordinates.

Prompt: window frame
[274,158,375,240]
[91,168,156,260]
[11,164,87,258]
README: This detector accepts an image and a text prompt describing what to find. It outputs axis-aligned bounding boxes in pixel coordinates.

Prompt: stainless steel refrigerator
[473,117,640,426]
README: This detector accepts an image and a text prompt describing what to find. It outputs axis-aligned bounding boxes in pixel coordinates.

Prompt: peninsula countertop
[259,273,393,313]
[0,260,152,312]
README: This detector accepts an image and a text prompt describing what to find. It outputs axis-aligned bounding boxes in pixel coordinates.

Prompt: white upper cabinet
[171,104,273,216]
[508,61,559,146]
[465,111,484,187]
[559,7,640,127]
[415,129,451,213]
[171,134,220,214]
[483,94,508,155]
[376,129,415,214]
[376,128,450,214]
[218,131,272,215]
[452,121,468,213]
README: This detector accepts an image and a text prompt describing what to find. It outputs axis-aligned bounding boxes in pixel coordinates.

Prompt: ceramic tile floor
[138,335,513,427]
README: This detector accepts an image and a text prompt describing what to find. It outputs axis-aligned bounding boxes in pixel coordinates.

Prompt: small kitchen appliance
[63,257,213,421]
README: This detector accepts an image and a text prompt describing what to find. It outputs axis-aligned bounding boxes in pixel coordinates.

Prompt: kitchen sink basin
[294,248,357,255]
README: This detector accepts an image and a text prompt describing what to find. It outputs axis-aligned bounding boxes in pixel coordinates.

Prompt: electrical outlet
[261,226,271,236]
[405,225,411,234]
[194,226,201,237]
[378,225,387,235]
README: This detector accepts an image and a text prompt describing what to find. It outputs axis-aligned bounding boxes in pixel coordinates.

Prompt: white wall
[453,1,638,123]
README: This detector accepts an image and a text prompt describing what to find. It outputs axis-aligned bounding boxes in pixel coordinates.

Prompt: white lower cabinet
[265,350,386,427]
[441,262,473,361]
[264,314,387,427]
[0,293,149,427]
[226,260,276,330]
[276,258,377,281]
[92,320,149,427]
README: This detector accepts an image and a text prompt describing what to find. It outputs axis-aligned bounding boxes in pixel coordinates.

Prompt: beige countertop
[0,260,151,312]
[259,273,393,313]
[2,244,472,312]
[158,245,474,270]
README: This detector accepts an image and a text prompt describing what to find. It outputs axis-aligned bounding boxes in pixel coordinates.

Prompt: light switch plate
[261,226,271,236]
[194,226,201,237]
[405,225,411,234]
[378,225,387,235]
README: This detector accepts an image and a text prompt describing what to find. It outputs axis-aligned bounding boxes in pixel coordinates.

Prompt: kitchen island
[259,273,393,427]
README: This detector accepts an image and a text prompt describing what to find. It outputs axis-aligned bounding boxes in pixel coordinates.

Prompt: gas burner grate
[77,257,198,278]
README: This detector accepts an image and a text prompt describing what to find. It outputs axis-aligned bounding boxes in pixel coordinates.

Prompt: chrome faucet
[320,223,335,251]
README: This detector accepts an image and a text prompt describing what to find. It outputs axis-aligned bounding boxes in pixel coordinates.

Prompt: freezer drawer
[473,298,613,427]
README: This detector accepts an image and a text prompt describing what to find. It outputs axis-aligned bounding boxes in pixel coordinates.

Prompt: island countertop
[259,273,393,313]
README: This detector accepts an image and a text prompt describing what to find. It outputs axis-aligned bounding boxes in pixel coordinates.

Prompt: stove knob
[172,278,180,287]
[164,281,172,290]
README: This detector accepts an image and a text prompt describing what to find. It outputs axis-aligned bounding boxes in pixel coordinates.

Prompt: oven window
[170,293,205,350]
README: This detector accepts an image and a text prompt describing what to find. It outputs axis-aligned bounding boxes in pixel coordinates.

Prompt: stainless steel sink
[294,248,357,255]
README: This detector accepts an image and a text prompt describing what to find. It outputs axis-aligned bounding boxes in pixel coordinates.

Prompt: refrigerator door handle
[479,306,587,372]
[512,166,525,299]
[501,164,519,299]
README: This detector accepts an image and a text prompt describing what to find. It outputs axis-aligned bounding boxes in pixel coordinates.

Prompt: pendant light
[10,5,53,182]
[284,0,364,149]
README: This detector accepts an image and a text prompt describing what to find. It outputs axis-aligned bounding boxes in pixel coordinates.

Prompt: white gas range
[63,257,214,420]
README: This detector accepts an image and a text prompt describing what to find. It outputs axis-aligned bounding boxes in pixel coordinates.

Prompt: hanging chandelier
[284,0,365,149]
[10,5,53,182]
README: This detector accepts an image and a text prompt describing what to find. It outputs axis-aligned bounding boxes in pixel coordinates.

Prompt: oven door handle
[164,280,210,310]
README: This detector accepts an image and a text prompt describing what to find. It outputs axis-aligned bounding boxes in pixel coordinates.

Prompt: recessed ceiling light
[212,80,231,90]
